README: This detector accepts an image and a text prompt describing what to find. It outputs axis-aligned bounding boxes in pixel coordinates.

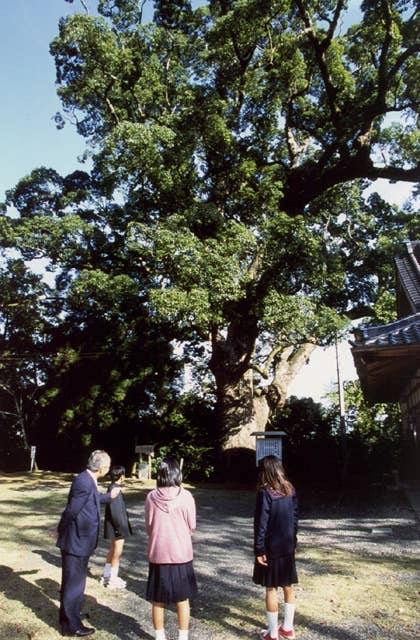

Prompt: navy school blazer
[254,486,298,558]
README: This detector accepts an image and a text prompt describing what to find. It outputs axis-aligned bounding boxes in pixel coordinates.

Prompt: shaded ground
[0,472,419,639]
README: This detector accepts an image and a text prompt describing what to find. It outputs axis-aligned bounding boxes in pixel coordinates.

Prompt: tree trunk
[210,324,317,450]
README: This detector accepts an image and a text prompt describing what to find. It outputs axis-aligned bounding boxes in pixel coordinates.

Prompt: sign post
[252,431,286,466]
[135,445,155,479]
[30,446,36,472]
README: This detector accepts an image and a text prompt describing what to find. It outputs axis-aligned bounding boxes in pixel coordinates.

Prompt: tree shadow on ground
[296,614,413,640]
[32,548,62,568]
[0,565,153,640]
[191,591,261,637]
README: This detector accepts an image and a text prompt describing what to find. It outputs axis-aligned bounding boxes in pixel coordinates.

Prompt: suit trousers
[59,551,90,633]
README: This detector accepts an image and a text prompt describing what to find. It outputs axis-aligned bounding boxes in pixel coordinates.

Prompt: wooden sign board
[252,432,286,466]
[135,445,155,455]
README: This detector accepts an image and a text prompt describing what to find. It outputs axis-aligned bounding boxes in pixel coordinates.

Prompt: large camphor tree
[6,0,420,453]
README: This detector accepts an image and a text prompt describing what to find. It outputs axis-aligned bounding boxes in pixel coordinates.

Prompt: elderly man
[56,450,120,637]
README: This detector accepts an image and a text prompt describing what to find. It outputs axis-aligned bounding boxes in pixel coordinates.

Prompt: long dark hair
[257,455,293,496]
[156,456,182,488]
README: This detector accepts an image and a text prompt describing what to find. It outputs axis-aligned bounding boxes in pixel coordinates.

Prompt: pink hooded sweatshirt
[145,486,196,564]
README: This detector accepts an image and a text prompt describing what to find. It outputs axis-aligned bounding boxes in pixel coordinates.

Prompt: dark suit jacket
[57,470,111,556]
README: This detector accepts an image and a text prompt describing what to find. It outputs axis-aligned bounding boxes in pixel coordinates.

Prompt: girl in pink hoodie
[145,457,197,640]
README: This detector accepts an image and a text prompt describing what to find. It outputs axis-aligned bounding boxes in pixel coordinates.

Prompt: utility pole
[335,338,348,485]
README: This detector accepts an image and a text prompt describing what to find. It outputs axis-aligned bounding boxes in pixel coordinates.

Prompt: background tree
[3,167,181,471]
[272,386,401,487]
[270,395,339,484]
[0,256,50,470]
[334,379,401,484]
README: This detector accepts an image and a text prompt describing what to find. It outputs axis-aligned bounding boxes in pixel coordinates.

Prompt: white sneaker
[99,576,110,586]
[106,576,127,589]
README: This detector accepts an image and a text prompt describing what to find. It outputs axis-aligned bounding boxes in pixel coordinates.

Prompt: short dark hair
[156,456,182,487]
[109,465,125,482]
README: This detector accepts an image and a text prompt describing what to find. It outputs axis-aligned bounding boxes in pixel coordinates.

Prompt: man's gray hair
[87,450,110,472]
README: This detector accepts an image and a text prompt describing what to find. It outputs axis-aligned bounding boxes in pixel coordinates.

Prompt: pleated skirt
[253,554,298,588]
[146,561,198,604]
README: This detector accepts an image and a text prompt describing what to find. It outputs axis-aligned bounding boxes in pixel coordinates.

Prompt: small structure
[252,431,286,466]
[30,446,37,472]
[134,444,155,479]
[351,240,420,487]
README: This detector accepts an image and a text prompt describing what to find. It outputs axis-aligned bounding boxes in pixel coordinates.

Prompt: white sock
[266,610,278,638]
[282,603,296,631]
[155,629,166,640]
[110,564,119,580]
[178,630,189,640]
[103,563,112,578]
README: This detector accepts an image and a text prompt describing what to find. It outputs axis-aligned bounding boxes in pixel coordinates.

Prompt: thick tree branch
[367,163,420,182]
[280,151,420,216]
[377,0,394,101]
[252,344,285,379]
[324,0,346,46]
[345,305,376,321]
[104,78,120,125]
[271,342,317,391]
[295,0,342,131]
[387,43,420,87]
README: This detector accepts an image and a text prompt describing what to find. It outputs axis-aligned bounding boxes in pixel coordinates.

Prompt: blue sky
[0,1,208,200]
[0,0,88,198]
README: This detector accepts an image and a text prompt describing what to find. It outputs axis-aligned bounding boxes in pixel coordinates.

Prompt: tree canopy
[1,0,419,469]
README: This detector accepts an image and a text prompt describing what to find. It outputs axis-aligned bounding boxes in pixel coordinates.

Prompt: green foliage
[326,380,401,483]
[130,215,257,331]
[151,393,216,480]
[271,396,340,483]
[272,389,402,486]
[0,254,52,468]
[152,441,214,480]
[343,379,400,449]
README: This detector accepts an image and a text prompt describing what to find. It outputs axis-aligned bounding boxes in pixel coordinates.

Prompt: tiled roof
[351,313,420,402]
[352,313,420,348]
[350,240,420,403]
[395,240,420,313]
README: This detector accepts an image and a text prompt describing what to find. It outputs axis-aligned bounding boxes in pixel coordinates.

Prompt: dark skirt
[146,561,198,604]
[253,554,298,588]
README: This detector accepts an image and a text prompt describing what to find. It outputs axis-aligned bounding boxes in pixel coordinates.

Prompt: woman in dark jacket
[100,465,133,589]
[253,455,298,640]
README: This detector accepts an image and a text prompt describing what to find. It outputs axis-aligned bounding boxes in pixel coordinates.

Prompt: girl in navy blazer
[253,455,298,640]
[101,465,133,589]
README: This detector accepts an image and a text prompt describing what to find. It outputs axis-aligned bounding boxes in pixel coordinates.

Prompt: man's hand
[110,486,122,499]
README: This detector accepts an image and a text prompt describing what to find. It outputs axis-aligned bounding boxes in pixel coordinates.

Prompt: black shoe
[62,627,95,637]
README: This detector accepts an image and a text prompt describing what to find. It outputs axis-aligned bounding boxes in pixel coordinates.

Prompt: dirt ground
[0,471,419,640]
